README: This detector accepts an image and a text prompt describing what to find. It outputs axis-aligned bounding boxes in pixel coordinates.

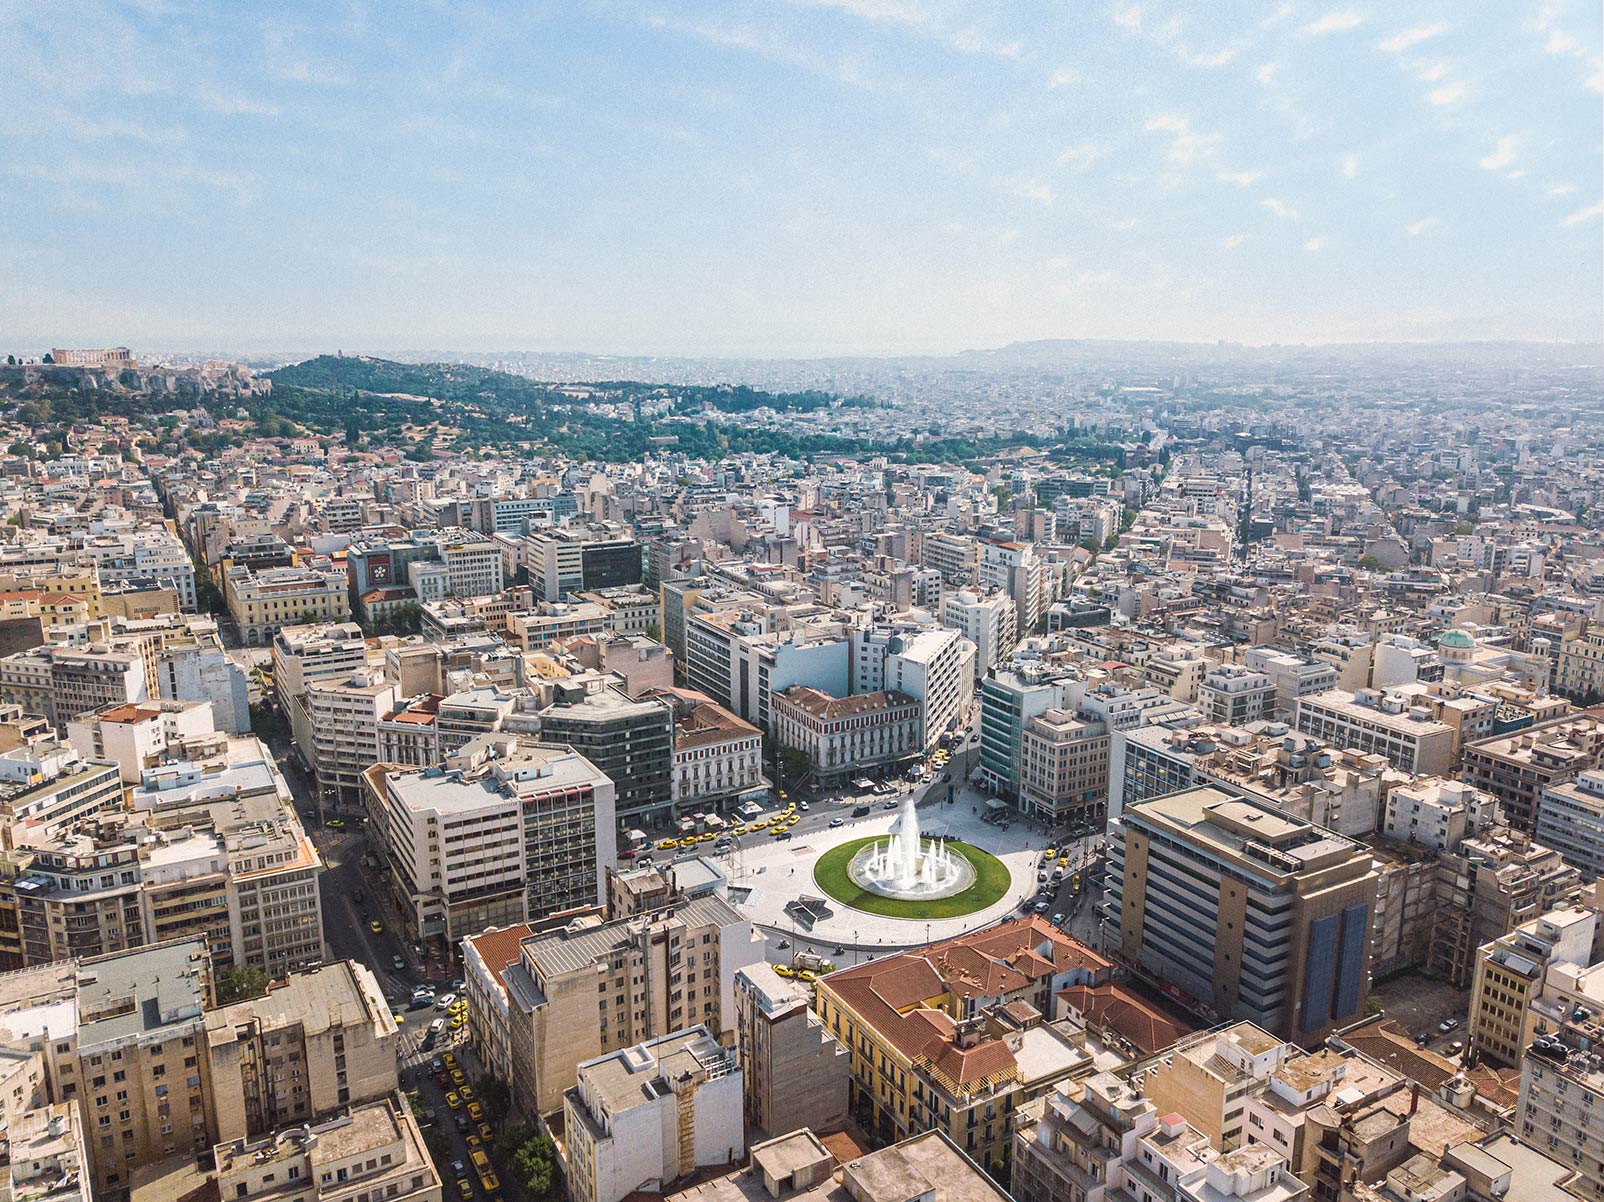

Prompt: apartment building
[305,670,399,808]
[1142,1023,1290,1152]
[561,1026,744,1202]
[1014,1070,1305,1202]
[126,746,327,979]
[376,693,442,768]
[1293,688,1456,776]
[920,531,980,587]
[203,960,398,1144]
[770,687,922,786]
[1018,708,1109,831]
[539,676,675,828]
[494,894,763,1119]
[223,562,349,647]
[75,939,214,1197]
[978,539,1047,634]
[1460,713,1604,833]
[1468,906,1601,1068]
[0,745,123,848]
[0,640,149,730]
[941,591,1017,683]
[1199,665,1278,726]
[812,917,1112,1176]
[1107,787,1379,1041]
[1243,647,1339,719]
[210,1095,441,1202]
[641,688,766,812]
[1554,624,1604,703]
[853,625,974,751]
[270,621,369,717]
[732,963,849,1139]
[1537,770,1604,881]
[370,734,617,945]
[1516,1021,1604,1200]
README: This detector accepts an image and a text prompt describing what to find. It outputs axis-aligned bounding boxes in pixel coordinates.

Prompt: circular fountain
[845,794,976,900]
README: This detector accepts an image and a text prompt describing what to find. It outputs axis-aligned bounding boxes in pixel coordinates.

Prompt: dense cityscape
[0,335,1598,1202]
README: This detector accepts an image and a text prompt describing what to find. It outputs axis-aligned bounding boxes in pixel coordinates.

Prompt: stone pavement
[725,791,1045,966]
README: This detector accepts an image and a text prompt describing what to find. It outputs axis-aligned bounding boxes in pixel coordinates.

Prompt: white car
[436,993,458,1011]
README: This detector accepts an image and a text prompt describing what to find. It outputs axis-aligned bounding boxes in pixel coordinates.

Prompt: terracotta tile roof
[464,923,534,1000]
[1056,981,1190,1056]
[822,916,1112,1092]
[1339,1017,1458,1092]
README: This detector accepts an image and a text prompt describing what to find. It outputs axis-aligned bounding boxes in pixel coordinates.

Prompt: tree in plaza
[214,964,269,1005]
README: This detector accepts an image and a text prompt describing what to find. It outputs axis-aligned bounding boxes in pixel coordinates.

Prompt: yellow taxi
[445,1090,462,1110]
[656,837,679,850]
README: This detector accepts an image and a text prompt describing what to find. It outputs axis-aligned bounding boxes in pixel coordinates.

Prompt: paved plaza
[724,795,1046,965]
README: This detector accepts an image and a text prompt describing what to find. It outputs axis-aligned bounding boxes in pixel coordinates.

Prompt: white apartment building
[1243,647,1338,719]
[941,589,1018,680]
[561,1027,744,1202]
[853,624,974,750]
[1198,665,1277,727]
[1146,642,1213,703]
[1382,777,1497,851]
[771,687,921,784]
[1536,769,1604,881]
[1294,688,1456,776]
[307,670,400,807]
[373,734,617,943]
[979,539,1047,633]
[82,527,198,610]
[271,622,369,711]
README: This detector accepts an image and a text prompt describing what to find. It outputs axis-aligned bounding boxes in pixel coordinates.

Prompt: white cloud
[1014,181,1054,207]
[1185,46,1237,67]
[1406,216,1438,236]
[1058,141,1106,168]
[1108,216,1141,230]
[1341,153,1359,179]
[1303,236,1328,251]
[1304,9,1364,35]
[1412,60,1447,82]
[1589,72,1604,94]
[1478,135,1517,171]
[1145,112,1222,164]
[1047,68,1080,88]
[1426,80,1467,105]
[1111,4,1143,32]
[1563,201,1603,226]
[1221,234,1247,250]
[1259,197,1299,221]
[1545,29,1581,55]
[1255,62,1278,84]
[1547,184,1577,197]
[949,29,1023,58]
[195,88,282,116]
[1378,23,1448,54]
[1217,169,1264,186]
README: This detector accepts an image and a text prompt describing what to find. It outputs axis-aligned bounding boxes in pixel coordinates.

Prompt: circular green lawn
[812,836,1014,919]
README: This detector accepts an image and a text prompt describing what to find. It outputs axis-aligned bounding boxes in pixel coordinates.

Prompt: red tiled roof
[1056,981,1190,1056]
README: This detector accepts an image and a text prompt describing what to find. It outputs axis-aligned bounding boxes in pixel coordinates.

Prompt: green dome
[1437,629,1474,649]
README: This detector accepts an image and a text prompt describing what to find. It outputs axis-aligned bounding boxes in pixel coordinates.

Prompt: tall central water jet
[848,792,971,899]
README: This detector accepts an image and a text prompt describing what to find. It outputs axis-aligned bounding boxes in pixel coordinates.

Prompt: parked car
[391,954,405,970]
[436,993,458,1010]
[1438,1018,1460,1033]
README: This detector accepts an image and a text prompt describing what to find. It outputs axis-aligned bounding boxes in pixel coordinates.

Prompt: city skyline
[2,1,1601,355]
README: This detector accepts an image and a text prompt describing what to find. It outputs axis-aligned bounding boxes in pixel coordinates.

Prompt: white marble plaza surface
[724,798,1045,962]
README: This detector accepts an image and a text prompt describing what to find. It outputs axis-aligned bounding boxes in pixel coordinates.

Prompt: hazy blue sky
[2,1,1600,355]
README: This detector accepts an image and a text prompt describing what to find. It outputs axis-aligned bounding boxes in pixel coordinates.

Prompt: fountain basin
[846,837,976,900]
[811,836,1014,920]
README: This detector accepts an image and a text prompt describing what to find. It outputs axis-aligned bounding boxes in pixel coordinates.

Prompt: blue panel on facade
[1300,914,1338,1034]
[1332,904,1370,1021]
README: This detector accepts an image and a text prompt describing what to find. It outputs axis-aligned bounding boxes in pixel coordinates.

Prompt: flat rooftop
[76,938,208,1048]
